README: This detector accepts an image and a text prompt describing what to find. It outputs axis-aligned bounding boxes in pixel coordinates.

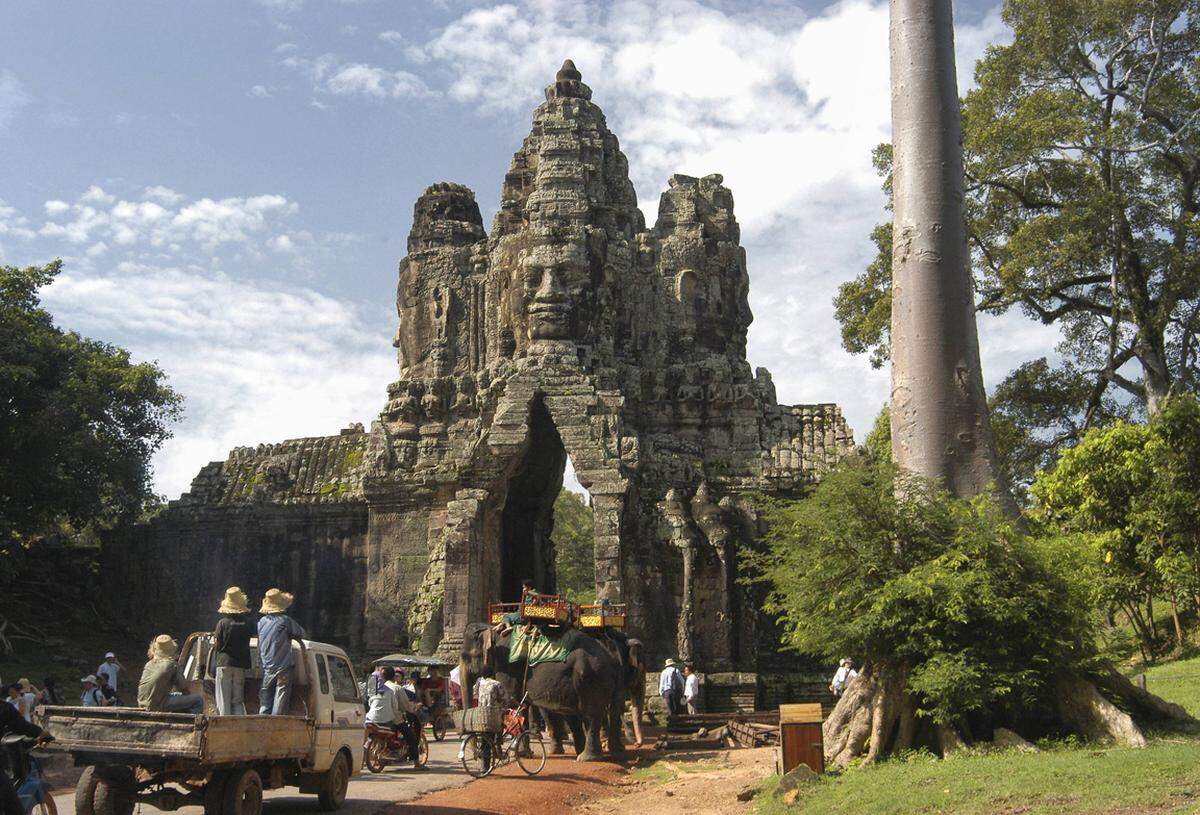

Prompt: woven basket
[462,705,504,733]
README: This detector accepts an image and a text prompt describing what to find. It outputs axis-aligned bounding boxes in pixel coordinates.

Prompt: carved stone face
[514,237,591,342]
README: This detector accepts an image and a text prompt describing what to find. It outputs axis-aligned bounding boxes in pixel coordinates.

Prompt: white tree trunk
[889,0,1007,501]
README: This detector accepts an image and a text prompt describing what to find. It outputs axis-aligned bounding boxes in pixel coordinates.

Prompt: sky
[0,0,1057,499]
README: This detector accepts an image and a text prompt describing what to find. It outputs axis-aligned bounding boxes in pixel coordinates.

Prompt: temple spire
[546,57,590,101]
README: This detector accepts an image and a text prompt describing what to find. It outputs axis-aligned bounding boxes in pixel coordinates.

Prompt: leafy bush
[748,459,1094,724]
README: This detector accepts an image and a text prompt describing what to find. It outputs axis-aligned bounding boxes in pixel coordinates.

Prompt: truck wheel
[74,766,99,815]
[92,779,135,815]
[222,769,264,815]
[317,753,349,811]
[203,771,230,814]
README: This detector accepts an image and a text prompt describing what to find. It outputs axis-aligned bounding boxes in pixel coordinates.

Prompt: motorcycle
[2,734,56,815]
[363,721,428,772]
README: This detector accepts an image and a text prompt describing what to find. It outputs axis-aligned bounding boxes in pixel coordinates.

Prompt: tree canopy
[837,0,1200,439]
[1032,394,1200,659]
[0,260,181,544]
[749,458,1093,726]
[552,487,595,603]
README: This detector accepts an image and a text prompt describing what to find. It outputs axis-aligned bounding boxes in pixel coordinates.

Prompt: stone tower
[109,62,853,679]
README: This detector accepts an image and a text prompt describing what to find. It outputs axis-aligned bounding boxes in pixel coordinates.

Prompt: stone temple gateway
[110,62,853,693]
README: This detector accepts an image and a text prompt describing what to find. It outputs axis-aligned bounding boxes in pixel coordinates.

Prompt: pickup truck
[42,633,365,815]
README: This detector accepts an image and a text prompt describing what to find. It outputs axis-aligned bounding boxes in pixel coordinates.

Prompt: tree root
[823,661,911,769]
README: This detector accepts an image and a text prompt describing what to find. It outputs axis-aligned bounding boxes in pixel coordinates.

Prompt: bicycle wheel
[515,731,547,776]
[460,734,495,778]
[415,732,429,768]
[35,794,59,815]
[432,714,448,741]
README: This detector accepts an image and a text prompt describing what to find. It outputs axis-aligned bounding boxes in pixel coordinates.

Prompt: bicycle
[3,734,57,815]
[458,695,546,779]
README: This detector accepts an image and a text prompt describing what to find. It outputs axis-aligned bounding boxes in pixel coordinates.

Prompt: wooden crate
[488,603,520,625]
[518,592,572,623]
[779,703,824,775]
[577,602,627,630]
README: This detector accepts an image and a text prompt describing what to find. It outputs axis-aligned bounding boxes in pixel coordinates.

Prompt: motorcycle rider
[0,699,52,815]
[365,667,426,770]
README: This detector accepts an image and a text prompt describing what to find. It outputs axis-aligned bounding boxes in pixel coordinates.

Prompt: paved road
[50,738,473,814]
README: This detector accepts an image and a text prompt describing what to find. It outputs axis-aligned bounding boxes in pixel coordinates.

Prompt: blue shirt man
[256,589,306,715]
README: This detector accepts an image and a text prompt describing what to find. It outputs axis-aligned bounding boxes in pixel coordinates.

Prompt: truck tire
[92,778,135,815]
[317,752,349,811]
[74,766,98,815]
[221,768,264,815]
[203,770,230,814]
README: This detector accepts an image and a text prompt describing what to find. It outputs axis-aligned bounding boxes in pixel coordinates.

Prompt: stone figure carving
[111,61,855,679]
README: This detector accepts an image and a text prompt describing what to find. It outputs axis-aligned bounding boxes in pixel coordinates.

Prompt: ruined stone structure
[109,62,853,677]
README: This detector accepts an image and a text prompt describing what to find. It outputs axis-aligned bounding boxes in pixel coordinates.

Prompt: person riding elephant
[459,621,625,761]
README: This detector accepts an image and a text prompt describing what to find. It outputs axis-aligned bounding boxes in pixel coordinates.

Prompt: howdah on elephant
[460,621,625,761]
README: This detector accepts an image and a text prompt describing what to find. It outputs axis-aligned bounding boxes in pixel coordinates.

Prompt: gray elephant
[460,621,625,761]
[588,630,647,746]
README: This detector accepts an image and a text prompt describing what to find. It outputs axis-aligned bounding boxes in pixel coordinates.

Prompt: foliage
[1,260,181,543]
[835,0,1200,435]
[0,260,180,651]
[552,487,595,603]
[748,459,1094,724]
[1032,395,1200,658]
[754,732,1200,815]
[863,403,892,464]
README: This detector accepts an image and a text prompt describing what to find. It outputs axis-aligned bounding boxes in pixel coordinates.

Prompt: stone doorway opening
[494,396,596,605]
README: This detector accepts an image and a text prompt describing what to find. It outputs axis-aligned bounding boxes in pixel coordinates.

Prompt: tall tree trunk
[888,0,1010,507]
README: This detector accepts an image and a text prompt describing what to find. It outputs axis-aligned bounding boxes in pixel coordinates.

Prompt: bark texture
[823,661,911,768]
[888,0,1008,502]
[1054,674,1147,747]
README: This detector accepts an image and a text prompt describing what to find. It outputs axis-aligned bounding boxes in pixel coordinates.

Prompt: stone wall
[109,61,856,678]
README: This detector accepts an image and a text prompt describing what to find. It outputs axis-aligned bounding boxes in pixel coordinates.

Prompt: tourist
[79,676,105,707]
[448,664,463,709]
[830,658,855,697]
[96,673,119,706]
[384,667,426,770]
[659,658,684,717]
[212,586,253,715]
[16,680,38,721]
[96,652,124,694]
[257,588,306,715]
[0,694,52,815]
[38,678,64,707]
[683,664,700,715]
[365,665,402,727]
[137,634,203,714]
[4,686,22,718]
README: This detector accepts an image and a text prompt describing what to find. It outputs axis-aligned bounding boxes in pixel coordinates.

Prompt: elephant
[460,621,625,761]
[587,630,647,746]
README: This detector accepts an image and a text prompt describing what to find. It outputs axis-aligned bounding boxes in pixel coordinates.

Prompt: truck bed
[42,706,316,765]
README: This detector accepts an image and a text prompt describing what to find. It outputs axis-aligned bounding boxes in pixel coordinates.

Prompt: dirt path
[396,745,777,815]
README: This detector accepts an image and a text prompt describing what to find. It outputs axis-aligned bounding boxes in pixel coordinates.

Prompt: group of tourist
[135,585,306,716]
[360,663,431,770]
[659,658,701,716]
[3,652,121,724]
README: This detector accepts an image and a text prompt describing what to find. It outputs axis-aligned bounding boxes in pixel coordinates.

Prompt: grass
[1143,655,1200,718]
[754,656,1200,814]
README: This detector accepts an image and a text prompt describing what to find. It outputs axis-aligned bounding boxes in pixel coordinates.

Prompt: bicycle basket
[462,705,504,733]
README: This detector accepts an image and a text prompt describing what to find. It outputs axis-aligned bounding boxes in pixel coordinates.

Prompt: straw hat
[80,675,98,685]
[260,588,294,614]
[16,678,33,692]
[147,634,179,660]
[664,658,680,668]
[218,586,251,615]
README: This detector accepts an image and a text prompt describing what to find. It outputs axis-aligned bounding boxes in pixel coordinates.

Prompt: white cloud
[340,24,359,36]
[282,53,433,99]
[35,186,300,250]
[378,30,404,45]
[248,84,273,98]
[42,260,394,500]
[0,70,30,134]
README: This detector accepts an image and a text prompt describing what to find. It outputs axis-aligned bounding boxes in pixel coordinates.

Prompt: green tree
[1032,395,1200,659]
[837,0,1200,425]
[1,260,180,647]
[552,487,595,603]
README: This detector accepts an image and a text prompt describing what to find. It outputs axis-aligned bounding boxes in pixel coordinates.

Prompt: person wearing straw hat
[658,658,684,717]
[211,587,253,715]
[137,635,202,713]
[79,676,105,707]
[257,589,307,715]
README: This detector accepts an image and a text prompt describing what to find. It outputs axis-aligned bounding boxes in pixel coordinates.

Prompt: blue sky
[0,0,1051,498]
